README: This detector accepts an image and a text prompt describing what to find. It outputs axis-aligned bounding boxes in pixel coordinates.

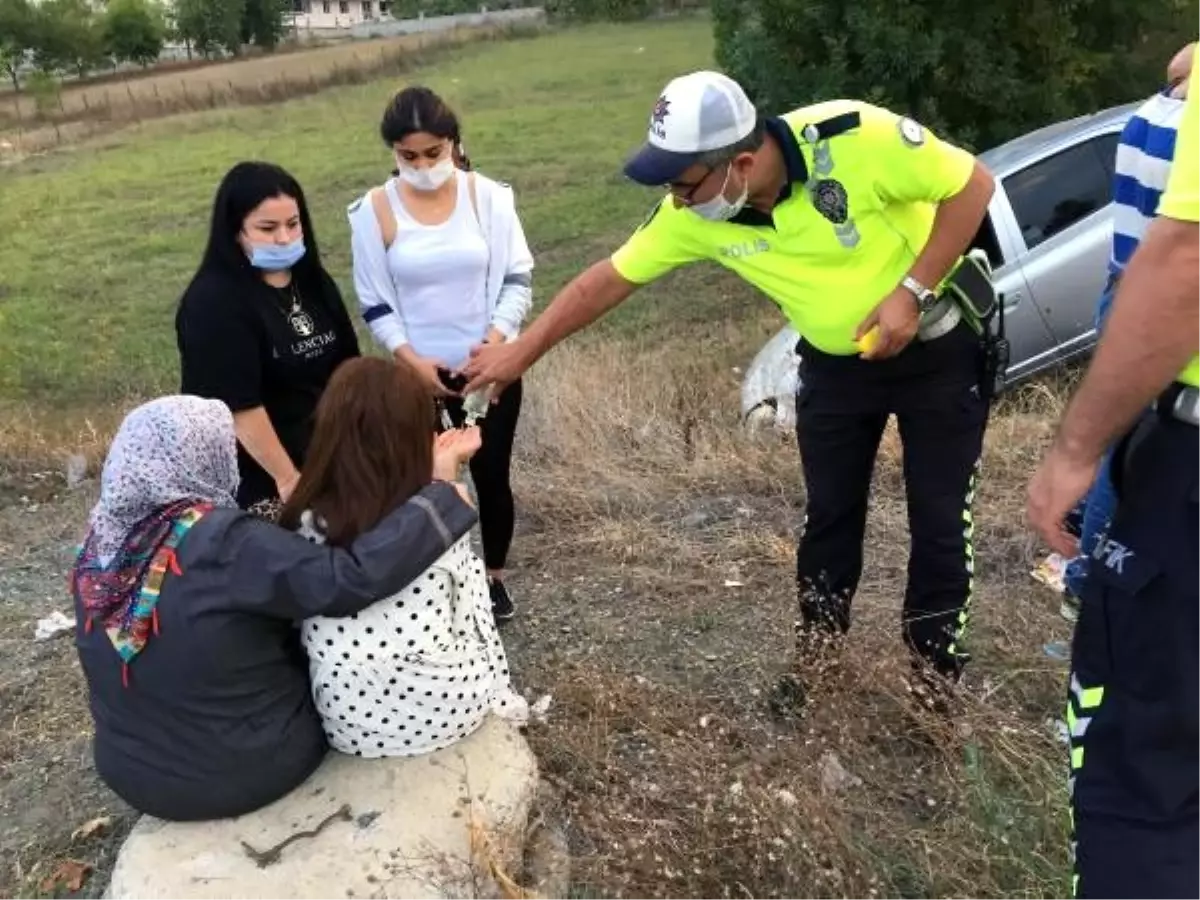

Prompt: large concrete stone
[106,715,539,899]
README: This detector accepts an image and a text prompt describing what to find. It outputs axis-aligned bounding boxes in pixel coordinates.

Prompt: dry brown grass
[499,335,1075,898]
[515,330,1077,540]
[0,404,123,508]
[0,22,543,158]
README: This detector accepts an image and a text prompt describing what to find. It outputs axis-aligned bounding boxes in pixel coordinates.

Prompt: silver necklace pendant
[289,309,315,336]
[284,286,315,337]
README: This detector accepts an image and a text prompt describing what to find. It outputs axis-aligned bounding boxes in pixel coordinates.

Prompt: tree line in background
[0,0,529,96]
[4,0,1194,148]
[543,0,700,22]
[0,0,292,91]
[711,0,1200,150]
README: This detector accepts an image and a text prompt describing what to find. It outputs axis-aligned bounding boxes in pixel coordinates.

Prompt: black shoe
[768,672,808,719]
[489,578,515,622]
[908,666,960,719]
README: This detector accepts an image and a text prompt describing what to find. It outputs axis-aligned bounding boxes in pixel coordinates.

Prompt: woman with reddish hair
[280,356,527,759]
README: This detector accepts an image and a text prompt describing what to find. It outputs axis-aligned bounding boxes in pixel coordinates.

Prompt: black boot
[489,577,515,622]
[768,622,844,719]
[907,660,961,719]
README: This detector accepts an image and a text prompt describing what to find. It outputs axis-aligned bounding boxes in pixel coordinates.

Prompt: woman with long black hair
[348,87,534,621]
[176,161,360,516]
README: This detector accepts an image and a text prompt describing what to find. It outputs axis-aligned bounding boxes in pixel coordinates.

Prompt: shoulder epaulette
[800,111,863,144]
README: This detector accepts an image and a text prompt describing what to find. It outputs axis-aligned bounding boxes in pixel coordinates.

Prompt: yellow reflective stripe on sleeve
[1159,63,1200,224]
[1071,745,1085,769]
[1163,62,1200,386]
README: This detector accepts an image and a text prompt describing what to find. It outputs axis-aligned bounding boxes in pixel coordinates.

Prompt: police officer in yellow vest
[1027,59,1199,900]
[464,71,997,698]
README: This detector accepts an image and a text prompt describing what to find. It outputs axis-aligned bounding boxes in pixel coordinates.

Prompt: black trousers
[793,322,988,678]
[1069,405,1198,899]
[439,378,523,572]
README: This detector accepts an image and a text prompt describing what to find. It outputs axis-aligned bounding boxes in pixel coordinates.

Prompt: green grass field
[0,18,767,418]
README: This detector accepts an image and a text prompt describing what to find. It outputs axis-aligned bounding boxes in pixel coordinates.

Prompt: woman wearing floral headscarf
[71,394,481,822]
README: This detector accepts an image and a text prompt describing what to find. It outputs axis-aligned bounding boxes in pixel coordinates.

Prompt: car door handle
[1004,290,1023,313]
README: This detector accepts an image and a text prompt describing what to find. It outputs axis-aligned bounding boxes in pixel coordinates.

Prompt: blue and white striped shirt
[1109,89,1186,277]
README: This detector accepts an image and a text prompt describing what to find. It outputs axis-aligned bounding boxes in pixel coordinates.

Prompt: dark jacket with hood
[74,482,475,822]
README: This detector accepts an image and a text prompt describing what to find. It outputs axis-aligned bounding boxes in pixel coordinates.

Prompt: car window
[969,216,1004,270]
[1093,131,1121,180]
[1004,137,1114,251]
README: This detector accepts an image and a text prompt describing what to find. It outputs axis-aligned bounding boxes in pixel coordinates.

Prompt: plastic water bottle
[461,386,492,425]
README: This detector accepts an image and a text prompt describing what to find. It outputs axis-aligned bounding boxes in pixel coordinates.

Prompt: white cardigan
[347,171,535,353]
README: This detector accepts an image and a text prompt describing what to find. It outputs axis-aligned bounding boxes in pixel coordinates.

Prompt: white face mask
[689,163,749,222]
[397,156,456,192]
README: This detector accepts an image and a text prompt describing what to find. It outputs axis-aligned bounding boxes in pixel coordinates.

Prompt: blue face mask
[246,238,306,272]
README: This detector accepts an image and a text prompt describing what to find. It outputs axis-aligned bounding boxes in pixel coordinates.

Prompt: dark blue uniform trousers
[792,321,988,679]
[1068,400,1199,899]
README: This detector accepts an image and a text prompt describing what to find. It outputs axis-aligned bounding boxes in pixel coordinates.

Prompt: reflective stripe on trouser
[1070,411,1198,900]
[791,322,988,677]
[1066,673,1105,898]
[945,462,978,662]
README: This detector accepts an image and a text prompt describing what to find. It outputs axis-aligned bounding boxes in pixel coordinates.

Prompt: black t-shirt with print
[176,269,360,509]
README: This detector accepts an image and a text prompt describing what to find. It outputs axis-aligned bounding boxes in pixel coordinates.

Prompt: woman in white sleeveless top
[279,356,528,759]
[348,86,534,624]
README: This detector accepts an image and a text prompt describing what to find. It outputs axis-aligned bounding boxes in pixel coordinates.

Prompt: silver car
[741,102,1139,431]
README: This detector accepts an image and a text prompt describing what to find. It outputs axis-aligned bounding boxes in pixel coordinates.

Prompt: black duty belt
[1156,382,1200,427]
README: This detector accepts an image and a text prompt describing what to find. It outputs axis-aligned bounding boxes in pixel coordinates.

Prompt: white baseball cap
[623,70,758,186]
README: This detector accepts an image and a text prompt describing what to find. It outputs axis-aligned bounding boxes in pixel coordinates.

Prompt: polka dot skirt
[298,513,527,758]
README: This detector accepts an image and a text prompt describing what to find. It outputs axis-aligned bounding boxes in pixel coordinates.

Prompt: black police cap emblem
[812,178,849,225]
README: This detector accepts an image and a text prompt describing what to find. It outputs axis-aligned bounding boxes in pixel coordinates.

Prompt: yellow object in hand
[857,326,881,355]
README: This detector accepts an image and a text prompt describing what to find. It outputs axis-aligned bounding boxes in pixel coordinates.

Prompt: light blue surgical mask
[247,238,306,272]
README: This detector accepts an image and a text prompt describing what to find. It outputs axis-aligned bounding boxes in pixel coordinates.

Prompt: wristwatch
[901,275,939,314]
